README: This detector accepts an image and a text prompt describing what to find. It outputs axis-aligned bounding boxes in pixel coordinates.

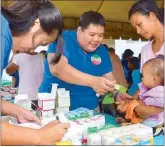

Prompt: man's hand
[38,121,70,145]
[92,77,116,95]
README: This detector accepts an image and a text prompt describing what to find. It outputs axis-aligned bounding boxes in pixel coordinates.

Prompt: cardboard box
[38,98,55,111]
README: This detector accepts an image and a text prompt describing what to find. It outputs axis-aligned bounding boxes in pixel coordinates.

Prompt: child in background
[127,57,141,95]
[121,49,134,85]
[116,55,164,136]
[6,51,46,101]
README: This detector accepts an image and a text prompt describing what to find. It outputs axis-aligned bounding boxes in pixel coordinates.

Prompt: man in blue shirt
[39,11,116,110]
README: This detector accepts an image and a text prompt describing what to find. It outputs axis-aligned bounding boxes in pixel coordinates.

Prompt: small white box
[89,115,105,128]
[58,91,70,98]
[51,83,58,98]
[38,93,56,110]
[57,88,66,92]
[38,98,55,110]
[57,107,70,113]
[87,133,102,145]
[36,108,54,118]
[58,97,70,107]
[14,94,31,110]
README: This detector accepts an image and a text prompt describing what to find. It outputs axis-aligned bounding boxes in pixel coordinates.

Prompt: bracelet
[112,90,119,100]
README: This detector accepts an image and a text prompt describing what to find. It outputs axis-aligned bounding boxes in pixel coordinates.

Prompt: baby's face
[141,66,156,88]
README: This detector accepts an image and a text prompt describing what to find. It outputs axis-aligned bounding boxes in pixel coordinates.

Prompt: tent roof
[51,0,164,39]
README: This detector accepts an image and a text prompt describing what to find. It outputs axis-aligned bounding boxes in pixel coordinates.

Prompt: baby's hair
[143,55,164,85]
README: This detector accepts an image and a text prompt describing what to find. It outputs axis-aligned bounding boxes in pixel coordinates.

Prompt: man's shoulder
[63,30,75,37]
[97,44,108,53]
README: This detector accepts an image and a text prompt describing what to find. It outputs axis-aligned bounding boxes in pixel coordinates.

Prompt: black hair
[128,57,140,69]
[128,0,164,24]
[40,50,47,55]
[138,53,141,61]
[2,0,63,35]
[38,1,63,35]
[108,47,115,53]
[49,35,64,65]
[2,0,64,64]
[122,49,134,59]
[79,11,105,30]
[103,44,108,49]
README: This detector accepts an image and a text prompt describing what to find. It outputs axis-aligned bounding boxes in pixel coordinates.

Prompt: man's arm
[103,72,116,81]
[2,121,39,145]
[2,121,70,145]
[48,53,116,95]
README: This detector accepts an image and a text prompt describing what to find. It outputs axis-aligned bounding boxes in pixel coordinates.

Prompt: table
[104,114,164,146]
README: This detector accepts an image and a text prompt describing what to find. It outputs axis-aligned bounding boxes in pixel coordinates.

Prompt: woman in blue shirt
[1,0,69,145]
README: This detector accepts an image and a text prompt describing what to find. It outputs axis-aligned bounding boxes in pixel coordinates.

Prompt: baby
[116,55,164,135]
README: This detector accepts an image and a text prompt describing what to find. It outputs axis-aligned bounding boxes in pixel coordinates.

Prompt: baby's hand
[137,100,145,105]
[116,99,131,113]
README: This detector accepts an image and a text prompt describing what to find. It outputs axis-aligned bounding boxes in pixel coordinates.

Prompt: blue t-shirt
[1,14,12,75]
[128,69,141,95]
[39,30,112,110]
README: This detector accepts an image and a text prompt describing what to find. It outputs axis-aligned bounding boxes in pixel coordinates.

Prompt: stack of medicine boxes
[56,88,70,113]
[36,84,58,118]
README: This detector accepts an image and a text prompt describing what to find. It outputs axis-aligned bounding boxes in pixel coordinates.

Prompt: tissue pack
[65,107,93,121]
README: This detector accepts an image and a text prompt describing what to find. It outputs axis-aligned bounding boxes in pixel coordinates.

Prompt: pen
[56,115,60,123]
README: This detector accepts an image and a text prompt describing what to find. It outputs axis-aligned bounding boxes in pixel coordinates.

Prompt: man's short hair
[79,11,105,30]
